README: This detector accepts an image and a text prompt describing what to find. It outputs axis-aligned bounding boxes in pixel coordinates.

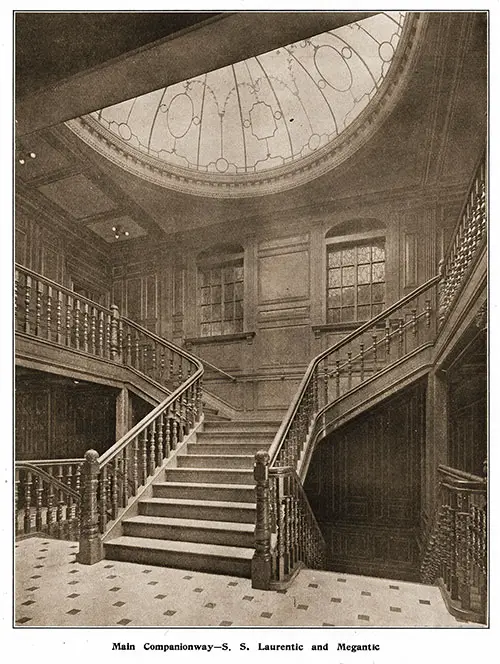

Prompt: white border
[2,3,497,663]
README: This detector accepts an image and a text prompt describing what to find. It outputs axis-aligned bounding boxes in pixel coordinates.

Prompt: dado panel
[257,326,310,369]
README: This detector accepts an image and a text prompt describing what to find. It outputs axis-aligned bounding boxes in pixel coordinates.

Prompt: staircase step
[122,515,255,547]
[164,468,254,485]
[104,536,253,577]
[202,420,279,433]
[187,442,265,455]
[153,481,255,503]
[139,497,256,523]
[198,430,274,441]
[177,454,254,469]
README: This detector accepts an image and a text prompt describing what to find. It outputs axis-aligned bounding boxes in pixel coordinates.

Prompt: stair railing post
[77,449,103,565]
[110,305,121,362]
[252,450,272,590]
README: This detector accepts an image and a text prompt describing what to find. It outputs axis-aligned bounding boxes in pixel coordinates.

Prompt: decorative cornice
[65,13,427,200]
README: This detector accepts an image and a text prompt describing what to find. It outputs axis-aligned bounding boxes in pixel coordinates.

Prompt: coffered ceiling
[15,12,487,251]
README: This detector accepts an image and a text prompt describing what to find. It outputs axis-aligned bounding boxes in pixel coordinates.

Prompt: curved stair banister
[252,274,441,590]
[77,338,204,564]
[15,462,81,540]
[420,464,487,624]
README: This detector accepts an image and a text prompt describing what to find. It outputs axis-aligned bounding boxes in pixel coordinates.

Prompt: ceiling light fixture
[111,224,131,240]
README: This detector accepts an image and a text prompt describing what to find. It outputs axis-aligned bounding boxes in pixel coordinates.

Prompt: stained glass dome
[67,12,424,197]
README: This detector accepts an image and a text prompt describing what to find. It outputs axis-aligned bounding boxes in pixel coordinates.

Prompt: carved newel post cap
[84,449,100,463]
[254,450,270,465]
[110,304,119,312]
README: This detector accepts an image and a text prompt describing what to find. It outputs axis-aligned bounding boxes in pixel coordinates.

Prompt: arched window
[326,220,386,324]
[197,244,244,337]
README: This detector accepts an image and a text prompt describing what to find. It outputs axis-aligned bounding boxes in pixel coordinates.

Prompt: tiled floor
[15,537,471,628]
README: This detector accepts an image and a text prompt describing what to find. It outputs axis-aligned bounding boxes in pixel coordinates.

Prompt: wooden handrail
[15,462,80,500]
[98,361,203,468]
[14,263,111,313]
[268,274,440,465]
[441,149,486,268]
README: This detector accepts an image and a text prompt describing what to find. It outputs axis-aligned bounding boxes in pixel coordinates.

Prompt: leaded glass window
[326,240,385,323]
[199,261,244,337]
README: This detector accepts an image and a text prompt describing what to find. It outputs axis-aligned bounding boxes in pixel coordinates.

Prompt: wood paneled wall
[15,208,111,302]
[109,195,453,415]
[304,381,426,581]
[15,370,118,460]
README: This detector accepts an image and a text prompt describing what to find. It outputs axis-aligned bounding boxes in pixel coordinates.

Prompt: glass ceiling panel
[90,12,406,176]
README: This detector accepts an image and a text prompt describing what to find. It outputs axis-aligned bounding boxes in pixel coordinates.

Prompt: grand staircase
[104,420,278,576]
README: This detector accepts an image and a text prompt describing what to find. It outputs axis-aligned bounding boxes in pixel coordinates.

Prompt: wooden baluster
[47,480,56,536]
[149,421,157,476]
[75,464,81,495]
[35,474,43,532]
[110,305,120,361]
[172,405,179,450]
[125,331,132,366]
[82,302,89,353]
[35,281,43,337]
[111,457,119,519]
[98,466,107,534]
[165,407,172,457]
[398,319,404,356]
[90,307,97,355]
[131,436,139,495]
[118,320,123,361]
[252,451,272,590]
[74,299,81,349]
[98,310,105,356]
[156,413,164,466]
[347,351,352,390]
[372,333,378,366]
[105,312,112,359]
[23,471,32,534]
[425,299,432,328]
[122,449,129,507]
[77,450,104,564]
[385,321,391,356]
[169,351,174,385]
[312,366,318,413]
[160,349,166,385]
[56,465,65,536]
[24,275,32,334]
[46,285,52,340]
[152,345,157,380]
[141,429,148,484]
[134,332,140,369]
[143,343,149,376]
[411,308,418,336]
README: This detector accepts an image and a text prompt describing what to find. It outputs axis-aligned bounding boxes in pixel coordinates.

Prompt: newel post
[110,304,120,362]
[251,450,272,590]
[77,449,103,565]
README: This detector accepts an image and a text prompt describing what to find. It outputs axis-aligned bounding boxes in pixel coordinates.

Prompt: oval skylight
[67,12,424,197]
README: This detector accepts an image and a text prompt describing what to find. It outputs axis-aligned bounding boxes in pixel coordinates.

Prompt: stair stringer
[298,343,434,482]
[101,416,205,543]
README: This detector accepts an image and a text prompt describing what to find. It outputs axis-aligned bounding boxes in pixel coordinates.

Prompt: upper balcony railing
[439,153,486,325]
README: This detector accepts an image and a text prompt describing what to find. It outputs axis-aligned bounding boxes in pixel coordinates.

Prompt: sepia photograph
[12,5,488,637]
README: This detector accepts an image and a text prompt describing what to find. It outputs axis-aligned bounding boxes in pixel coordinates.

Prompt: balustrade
[253,276,440,589]
[439,154,486,324]
[420,465,487,623]
[15,462,80,540]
